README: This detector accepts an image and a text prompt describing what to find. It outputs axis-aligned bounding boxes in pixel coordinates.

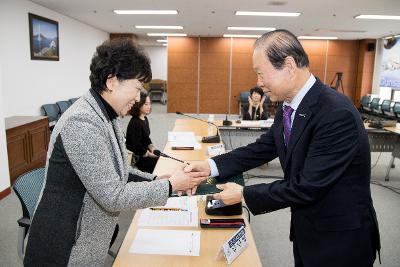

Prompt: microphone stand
[176,112,221,143]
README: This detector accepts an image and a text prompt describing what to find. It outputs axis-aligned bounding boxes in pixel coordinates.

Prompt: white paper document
[129,229,201,256]
[159,196,198,211]
[240,119,273,128]
[139,208,198,227]
[168,131,200,149]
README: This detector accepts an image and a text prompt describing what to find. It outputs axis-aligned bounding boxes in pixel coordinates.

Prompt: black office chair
[238,91,250,116]
[13,167,46,260]
[41,103,60,128]
[56,100,72,115]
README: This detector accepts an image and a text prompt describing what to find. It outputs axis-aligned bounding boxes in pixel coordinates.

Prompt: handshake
[162,161,244,205]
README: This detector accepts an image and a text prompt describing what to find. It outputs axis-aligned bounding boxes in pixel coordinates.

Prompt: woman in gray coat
[24,38,205,266]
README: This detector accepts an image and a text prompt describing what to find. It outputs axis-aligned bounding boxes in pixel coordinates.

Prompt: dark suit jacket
[213,78,380,266]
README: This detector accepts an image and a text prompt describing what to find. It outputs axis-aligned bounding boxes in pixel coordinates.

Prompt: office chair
[56,100,72,114]
[13,167,120,260]
[238,91,250,116]
[148,82,167,104]
[69,97,79,104]
[13,167,46,260]
[41,103,60,128]
[370,97,381,115]
[394,102,400,121]
[381,100,393,118]
[360,95,372,112]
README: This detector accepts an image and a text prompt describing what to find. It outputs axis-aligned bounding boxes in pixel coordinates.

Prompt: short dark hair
[250,86,264,97]
[254,29,309,70]
[89,38,152,93]
[129,91,149,118]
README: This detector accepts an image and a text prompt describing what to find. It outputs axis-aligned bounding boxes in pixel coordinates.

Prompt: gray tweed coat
[24,89,170,266]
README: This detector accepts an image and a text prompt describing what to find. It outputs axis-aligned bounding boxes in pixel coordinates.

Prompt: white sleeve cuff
[207,158,220,177]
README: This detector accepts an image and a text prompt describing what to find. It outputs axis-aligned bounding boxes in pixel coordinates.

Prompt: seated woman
[126,91,159,173]
[242,86,269,120]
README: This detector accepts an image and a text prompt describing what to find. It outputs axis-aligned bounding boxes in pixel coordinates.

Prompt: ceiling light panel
[227,27,276,31]
[147,33,187,37]
[235,11,301,17]
[223,34,262,38]
[113,10,178,15]
[298,36,338,40]
[136,26,183,29]
[355,15,400,20]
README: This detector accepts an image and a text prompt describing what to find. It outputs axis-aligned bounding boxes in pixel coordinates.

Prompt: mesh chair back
[370,98,381,112]
[239,92,250,104]
[360,95,371,108]
[69,97,79,104]
[13,168,46,219]
[41,104,60,122]
[381,100,392,115]
[394,102,400,118]
[56,101,72,114]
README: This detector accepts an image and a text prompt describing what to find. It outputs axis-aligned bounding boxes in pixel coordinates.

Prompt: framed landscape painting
[28,13,59,61]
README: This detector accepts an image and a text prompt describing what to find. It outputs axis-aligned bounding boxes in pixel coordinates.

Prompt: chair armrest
[17,217,31,228]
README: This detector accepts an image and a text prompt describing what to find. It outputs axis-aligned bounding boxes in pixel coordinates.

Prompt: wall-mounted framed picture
[28,13,59,61]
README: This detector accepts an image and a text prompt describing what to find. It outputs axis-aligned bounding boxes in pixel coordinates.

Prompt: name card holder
[207,143,225,157]
[216,226,248,264]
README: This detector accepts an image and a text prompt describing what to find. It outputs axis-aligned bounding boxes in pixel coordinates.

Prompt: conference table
[113,119,262,267]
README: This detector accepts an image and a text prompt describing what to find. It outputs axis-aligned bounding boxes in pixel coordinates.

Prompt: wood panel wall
[168,37,199,113]
[168,37,374,114]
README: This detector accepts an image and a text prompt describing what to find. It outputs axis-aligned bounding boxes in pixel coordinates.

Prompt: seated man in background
[241,86,269,120]
[126,91,159,173]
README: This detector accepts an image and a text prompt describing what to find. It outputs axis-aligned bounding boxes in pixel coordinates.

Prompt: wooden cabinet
[5,116,49,184]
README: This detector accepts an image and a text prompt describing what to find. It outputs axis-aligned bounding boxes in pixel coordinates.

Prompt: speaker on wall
[367,43,375,51]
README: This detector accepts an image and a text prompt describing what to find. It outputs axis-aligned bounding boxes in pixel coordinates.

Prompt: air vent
[268,1,287,6]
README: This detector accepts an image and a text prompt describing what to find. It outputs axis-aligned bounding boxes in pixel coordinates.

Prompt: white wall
[144,46,167,80]
[0,66,11,193]
[0,0,109,117]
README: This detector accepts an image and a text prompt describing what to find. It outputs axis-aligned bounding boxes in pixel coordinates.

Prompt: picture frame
[28,13,59,61]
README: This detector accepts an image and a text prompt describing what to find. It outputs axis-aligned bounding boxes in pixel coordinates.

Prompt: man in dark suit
[185,29,380,266]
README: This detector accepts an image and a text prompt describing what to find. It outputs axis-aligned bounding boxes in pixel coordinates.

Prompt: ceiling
[31,0,400,46]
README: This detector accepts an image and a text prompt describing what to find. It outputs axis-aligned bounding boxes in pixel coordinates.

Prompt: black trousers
[136,156,158,173]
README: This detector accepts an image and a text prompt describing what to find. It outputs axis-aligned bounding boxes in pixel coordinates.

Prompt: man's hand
[213,183,243,205]
[184,161,211,178]
[248,96,254,107]
[169,165,209,196]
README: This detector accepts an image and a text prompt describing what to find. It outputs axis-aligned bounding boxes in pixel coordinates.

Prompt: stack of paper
[168,131,200,149]
[139,196,198,227]
[129,229,200,256]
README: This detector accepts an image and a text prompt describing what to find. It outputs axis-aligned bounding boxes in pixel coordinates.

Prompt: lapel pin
[299,113,306,117]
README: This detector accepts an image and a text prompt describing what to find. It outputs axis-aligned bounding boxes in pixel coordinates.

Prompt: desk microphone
[222,114,232,126]
[175,111,221,143]
[153,150,185,164]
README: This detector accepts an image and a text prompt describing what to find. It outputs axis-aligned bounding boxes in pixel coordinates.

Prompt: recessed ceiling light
[235,11,301,17]
[157,40,168,43]
[355,15,400,20]
[227,27,276,31]
[147,33,187,37]
[136,25,183,29]
[113,10,178,15]
[298,36,338,40]
[223,34,262,38]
